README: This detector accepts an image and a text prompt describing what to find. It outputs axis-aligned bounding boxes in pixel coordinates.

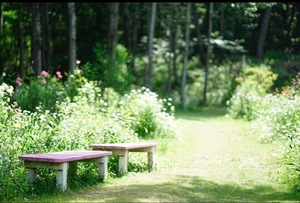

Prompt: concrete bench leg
[147,147,155,171]
[119,150,129,176]
[56,162,69,192]
[97,156,108,181]
[27,168,37,183]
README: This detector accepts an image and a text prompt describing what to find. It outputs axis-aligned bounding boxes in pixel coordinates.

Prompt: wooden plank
[19,150,112,163]
[89,143,157,151]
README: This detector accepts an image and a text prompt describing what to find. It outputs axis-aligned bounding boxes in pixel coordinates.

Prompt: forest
[1,2,300,108]
[1,2,300,201]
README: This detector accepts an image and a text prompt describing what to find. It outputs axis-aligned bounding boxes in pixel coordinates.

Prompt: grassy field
[23,107,300,202]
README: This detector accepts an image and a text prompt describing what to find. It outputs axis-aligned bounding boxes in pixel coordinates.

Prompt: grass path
[36,108,300,202]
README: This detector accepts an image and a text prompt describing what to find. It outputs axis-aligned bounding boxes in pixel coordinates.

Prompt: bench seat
[89,142,157,175]
[19,150,112,192]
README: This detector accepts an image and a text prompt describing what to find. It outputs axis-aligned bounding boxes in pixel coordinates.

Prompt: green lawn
[22,107,300,202]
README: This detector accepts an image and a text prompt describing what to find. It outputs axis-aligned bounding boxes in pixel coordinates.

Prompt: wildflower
[41,70,49,78]
[14,123,21,129]
[16,77,23,86]
[56,71,63,79]
[76,60,81,65]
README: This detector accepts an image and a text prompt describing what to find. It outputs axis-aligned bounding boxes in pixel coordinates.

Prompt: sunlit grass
[19,107,300,202]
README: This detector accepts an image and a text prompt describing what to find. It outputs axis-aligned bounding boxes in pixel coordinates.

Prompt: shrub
[227,64,277,120]
[119,87,179,140]
[251,73,300,191]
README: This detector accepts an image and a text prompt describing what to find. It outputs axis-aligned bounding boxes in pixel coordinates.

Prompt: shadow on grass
[175,106,228,120]
[79,175,300,202]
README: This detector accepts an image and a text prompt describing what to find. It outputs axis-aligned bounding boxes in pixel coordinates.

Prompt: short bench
[89,142,157,176]
[19,150,112,192]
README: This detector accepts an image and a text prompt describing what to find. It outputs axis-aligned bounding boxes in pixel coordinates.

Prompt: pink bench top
[89,142,157,150]
[19,150,112,163]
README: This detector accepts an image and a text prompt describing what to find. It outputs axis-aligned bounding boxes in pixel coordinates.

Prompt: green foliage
[227,64,277,120]
[82,43,133,94]
[176,57,243,108]
[119,87,178,140]
[13,70,87,113]
[264,51,300,89]
[251,74,300,191]
[0,80,179,201]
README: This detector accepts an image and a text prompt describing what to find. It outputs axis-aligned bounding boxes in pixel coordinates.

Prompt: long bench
[19,150,112,192]
[89,142,157,176]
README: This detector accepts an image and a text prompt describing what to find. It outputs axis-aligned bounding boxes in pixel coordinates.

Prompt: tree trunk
[295,3,300,53]
[180,3,191,109]
[171,3,179,89]
[31,3,42,77]
[193,3,205,66]
[0,3,4,76]
[131,3,139,83]
[18,3,25,80]
[44,3,52,73]
[203,2,213,105]
[219,3,225,61]
[146,2,157,90]
[257,6,272,62]
[167,3,178,96]
[68,2,76,74]
[107,3,119,67]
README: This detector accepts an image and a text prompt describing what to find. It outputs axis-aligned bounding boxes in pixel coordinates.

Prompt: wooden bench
[19,150,112,192]
[89,142,157,176]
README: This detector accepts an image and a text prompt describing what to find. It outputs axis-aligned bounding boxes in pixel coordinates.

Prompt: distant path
[42,111,300,202]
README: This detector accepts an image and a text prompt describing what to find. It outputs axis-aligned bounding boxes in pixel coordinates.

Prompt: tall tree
[203,2,213,104]
[146,2,157,90]
[295,3,300,53]
[180,3,191,109]
[68,2,76,74]
[257,5,272,62]
[18,3,25,80]
[131,3,139,83]
[193,3,205,66]
[31,3,42,77]
[167,3,178,96]
[42,3,51,73]
[0,3,4,76]
[107,3,119,67]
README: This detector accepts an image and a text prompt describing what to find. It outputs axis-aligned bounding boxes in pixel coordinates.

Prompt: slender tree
[257,5,272,62]
[180,3,191,109]
[295,3,300,53]
[167,3,178,96]
[43,3,52,73]
[68,2,76,74]
[18,3,25,80]
[193,3,205,66]
[203,2,213,105]
[146,2,157,90]
[31,3,42,77]
[107,3,119,67]
[0,3,4,76]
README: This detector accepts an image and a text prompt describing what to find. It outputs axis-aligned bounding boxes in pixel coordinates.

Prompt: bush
[13,69,87,113]
[251,73,300,191]
[227,64,277,120]
[119,87,179,140]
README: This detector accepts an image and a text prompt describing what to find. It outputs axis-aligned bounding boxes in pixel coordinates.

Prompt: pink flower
[41,70,49,78]
[56,71,63,79]
[16,76,22,86]
[76,60,81,65]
